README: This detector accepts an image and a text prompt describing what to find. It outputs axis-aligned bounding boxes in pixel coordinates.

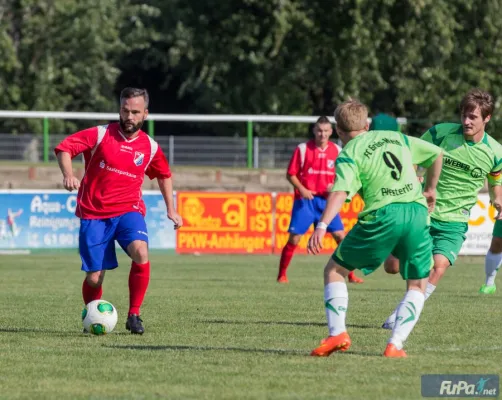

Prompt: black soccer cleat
[125,314,145,335]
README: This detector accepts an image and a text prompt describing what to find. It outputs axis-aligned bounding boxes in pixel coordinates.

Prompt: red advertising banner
[176,192,274,254]
[273,193,364,254]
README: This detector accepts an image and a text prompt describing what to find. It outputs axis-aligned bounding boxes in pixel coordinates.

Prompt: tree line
[1,0,502,138]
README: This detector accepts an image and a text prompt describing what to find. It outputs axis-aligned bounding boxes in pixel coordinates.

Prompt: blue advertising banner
[0,190,176,250]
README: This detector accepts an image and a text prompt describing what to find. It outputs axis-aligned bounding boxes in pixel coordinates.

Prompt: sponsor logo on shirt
[381,183,414,196]
[121,145,133,153]
[327,160,335,169]
[443,156,483,178]
[101,161,137,178]
[307,167,335,175]
[470,167,483,178]
[134,151,144,166]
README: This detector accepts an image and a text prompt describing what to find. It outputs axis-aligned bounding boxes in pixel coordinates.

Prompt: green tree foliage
[2,0,502,138]
[0,0,157,133]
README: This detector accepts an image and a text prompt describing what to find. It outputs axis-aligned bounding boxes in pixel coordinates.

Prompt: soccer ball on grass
[82,300,118,335]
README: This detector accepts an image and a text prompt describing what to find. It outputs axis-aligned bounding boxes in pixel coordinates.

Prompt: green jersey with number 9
[332,130,442,217]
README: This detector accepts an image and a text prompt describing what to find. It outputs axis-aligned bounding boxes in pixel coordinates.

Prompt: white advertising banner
[460,193,497,255]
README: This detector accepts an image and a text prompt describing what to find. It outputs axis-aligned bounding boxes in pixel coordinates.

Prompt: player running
[277,116,363,284]
[55,87,183,335]
[307,100,443,358]
[382,88,502,329]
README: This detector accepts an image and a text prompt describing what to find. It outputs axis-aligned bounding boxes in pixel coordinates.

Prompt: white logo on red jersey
[134,152,144,166]
[327,160,335,169]
[100,160,105,169]
[318,153,326,158]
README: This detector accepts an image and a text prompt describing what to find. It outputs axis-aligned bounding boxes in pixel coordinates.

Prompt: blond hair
[334,100,368,132]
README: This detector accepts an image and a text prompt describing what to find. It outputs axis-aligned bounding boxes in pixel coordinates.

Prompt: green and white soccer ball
[82,300,118,335]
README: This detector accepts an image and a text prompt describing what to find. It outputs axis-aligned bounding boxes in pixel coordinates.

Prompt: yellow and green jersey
[333,130,441,217]
[421,123,502,222]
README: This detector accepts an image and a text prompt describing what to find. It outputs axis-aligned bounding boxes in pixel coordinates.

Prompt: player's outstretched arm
[307,191,348,254]
[157,177,183,229]
[56,152,80,192]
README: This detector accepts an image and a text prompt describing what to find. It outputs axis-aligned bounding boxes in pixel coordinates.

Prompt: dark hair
[120,87,149,108]
[314,116,332,132]
[460,89,494,119]
[316,116,331,125]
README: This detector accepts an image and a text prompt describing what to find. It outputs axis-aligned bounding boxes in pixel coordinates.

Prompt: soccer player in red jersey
[277,116,363,284]
[54,88,182,334]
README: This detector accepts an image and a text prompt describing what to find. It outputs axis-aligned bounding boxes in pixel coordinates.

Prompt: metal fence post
[148,119,155,138]
[253,137,259,168]
[169,135,174,165]
[43,117,49,163]
[247,120,253,168]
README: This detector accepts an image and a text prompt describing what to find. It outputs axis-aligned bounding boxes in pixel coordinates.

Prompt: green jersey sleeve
[421,124,457,147]
[332,156,362,200]
[407,136,442,168]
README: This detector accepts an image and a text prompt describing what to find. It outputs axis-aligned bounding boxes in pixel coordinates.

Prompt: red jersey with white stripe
[287,140,341,199]
[54,122,171,219]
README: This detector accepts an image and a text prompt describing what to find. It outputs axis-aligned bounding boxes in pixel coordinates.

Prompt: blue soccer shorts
[288,196,344,235]
[79,211,149,272]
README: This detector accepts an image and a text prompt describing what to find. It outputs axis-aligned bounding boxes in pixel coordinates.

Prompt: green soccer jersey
[421,123,502,222]
[333,130,442,217]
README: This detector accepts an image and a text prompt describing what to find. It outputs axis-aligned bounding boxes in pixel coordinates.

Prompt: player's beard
[120,117,144,137]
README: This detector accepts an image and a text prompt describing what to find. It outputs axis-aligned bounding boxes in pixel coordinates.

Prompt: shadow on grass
[105,344,383,357]
[105,344,306,355]
[200,319,378,329]
[0,326,130,336]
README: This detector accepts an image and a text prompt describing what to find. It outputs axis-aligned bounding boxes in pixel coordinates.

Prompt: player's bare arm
[421,152,443,213]
[56,151,80,192]
[489,185,502,219]
[307,191,348,254]
[157,177,183,229]
[287,174,315,200]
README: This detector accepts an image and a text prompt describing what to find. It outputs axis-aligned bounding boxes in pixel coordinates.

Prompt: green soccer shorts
[429,218,468,266]
[493,219,502,239]
[332,202,433,280]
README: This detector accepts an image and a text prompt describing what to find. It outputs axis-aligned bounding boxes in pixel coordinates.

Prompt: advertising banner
[0,190,176,250]
[176,192,273,254]
[0,190,496,255]
[460,193,497,255]
[273,193,364,254]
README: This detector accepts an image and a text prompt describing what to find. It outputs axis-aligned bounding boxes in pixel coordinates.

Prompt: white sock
[384,309,397,327]
[485,251,502,286]
[424,282,436,300]
[385,283,435,327]
[389,289,425,350]
[324,282,348,336]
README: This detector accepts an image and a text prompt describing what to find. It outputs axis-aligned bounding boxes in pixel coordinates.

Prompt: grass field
[0,253,501,399]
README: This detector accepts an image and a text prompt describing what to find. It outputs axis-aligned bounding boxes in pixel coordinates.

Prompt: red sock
[82,279,102,305]
[348,271,355,280]
[278,242,297,278]
[128,261,150,316]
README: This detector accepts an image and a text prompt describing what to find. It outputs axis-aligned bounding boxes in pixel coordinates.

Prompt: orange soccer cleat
[310,332,352,357]
[277,275,289,284]
[348,271,364,284]
[383,343,407,358]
